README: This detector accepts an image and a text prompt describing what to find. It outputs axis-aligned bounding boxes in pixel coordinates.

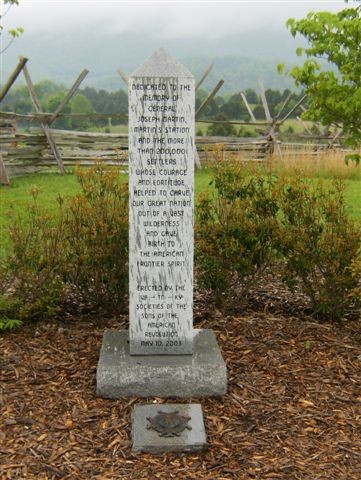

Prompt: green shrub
[195,162,279,303]
[206,113,237,137]
[276,176,361,320]
[195,161,360,320]
[63,164,129,307]
[350,256,361,317]
[238,127,256,138]
[0,188,67,321]
[0,165,129,323]
[0,294,22,331]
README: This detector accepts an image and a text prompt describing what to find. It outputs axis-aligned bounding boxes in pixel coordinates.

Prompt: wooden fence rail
[1,125,273,177]
[2,117,355,182]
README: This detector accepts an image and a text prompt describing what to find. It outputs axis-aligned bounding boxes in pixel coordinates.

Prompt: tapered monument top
[130,48,194,79]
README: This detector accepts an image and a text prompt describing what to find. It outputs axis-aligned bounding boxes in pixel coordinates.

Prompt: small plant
[206,113,237,137]
[0,164,129,324]
[0,294,22,331]
[350,256,361,317]
[0,317,23,331]
[276,176,361,320]
[195,161,279,304]
[63,164,129,308]
[1,188,67,321]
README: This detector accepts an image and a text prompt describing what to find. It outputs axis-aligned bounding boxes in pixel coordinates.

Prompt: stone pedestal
[96,329,227,398]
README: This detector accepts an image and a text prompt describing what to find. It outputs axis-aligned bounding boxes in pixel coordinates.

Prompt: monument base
[96,329,227,398]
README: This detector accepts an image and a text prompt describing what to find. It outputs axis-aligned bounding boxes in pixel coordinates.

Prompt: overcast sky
[3,0,347,41]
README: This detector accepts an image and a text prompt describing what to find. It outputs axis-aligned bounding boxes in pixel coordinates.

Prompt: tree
[69,94,94,130]
[206,113,237,137]
[244,88,258,104]
[43,92,72,129]
[280,2,361,151]
[0,0,23,54]
[220,93,249,120]
[35,80,64,99]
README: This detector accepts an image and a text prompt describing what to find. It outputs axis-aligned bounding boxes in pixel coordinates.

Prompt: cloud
[5,0,346,40]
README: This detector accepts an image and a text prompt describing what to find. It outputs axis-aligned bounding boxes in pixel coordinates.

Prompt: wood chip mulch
[1,302,361,480]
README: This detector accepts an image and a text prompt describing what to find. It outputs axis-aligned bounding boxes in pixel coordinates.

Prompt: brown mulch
[1,297,361,479]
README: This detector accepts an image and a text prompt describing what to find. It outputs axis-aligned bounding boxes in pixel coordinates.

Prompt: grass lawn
[344,179,361,220]
[1,167,360,258]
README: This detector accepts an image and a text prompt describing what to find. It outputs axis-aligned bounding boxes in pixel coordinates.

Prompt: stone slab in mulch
[131,404,207,453]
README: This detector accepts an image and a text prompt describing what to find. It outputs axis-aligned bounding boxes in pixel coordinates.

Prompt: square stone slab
[132,403,207,453]
[96,329,227,398]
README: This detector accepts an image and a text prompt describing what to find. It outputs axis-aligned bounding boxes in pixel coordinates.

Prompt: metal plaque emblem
[146,410,192,437]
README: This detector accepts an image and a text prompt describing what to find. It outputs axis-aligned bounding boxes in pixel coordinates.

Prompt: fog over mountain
[2,1,346,93]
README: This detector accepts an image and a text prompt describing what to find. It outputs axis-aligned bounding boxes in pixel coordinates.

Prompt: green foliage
[219,93,249,120]
[41,91,94,130]
[0,165,129,323]
[42,91,72,128]
[1,81,128,129]
[195,88,208,105]
[238,126,257,138]
[345,153,361,167]
[195,162,279,302]
[206,113,237,137]
[7,26,23,37]
[283,4,361,152]
[276,176,361,320]
[0,294,22,331]
[196,161,360,319]
[69,94,94,129]
[1,0,23,54]
[80,86,128,123]
[0,317,22,332]
[1,187,67,320]
[62,164,129,307]
[350,256,361,315]
[244,88,258,104]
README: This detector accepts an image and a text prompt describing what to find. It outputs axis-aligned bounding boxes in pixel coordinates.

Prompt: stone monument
[96,49,227,398]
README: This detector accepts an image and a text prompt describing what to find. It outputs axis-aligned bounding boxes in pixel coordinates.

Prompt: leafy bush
[276,176,361,320]
[195,161,360,320]
[0,188,67,322]
[195,161,279,303]
[206,113,237,137]
[238,127,257,138]
[0,165,128,326]
[350,257,361,317]
[63,164,129,307]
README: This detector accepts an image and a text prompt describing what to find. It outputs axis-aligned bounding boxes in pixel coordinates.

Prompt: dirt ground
[1,287,361,480]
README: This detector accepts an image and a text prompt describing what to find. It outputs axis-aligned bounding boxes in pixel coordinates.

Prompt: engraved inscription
[129,49,195,355]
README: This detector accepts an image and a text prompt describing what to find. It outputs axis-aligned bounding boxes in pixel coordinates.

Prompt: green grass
[87,124,128,134]
[1,168,359,258]
[0,173,80,258]
[343,179,361,220]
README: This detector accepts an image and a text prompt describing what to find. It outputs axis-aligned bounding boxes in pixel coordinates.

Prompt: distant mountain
[2,27,304,93]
